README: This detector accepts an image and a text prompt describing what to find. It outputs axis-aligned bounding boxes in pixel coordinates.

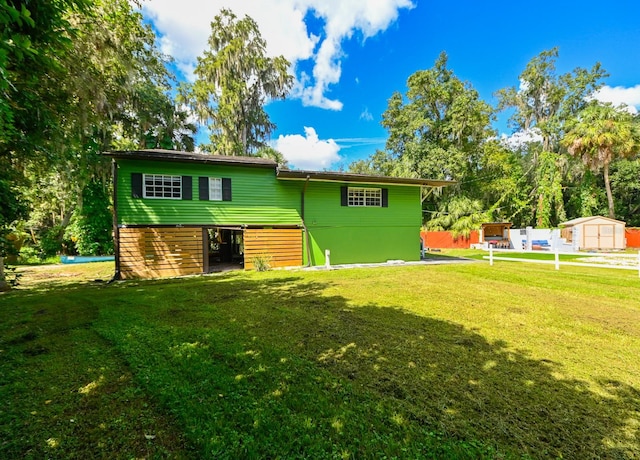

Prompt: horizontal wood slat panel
[120,264,202,277]
[119,226,203,279]
[244,245,302,252]
[244,228,302,270]
[244,250,302,257]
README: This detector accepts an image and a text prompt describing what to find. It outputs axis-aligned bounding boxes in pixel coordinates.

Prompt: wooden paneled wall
[244,228,303,270]
[119,227,203,279]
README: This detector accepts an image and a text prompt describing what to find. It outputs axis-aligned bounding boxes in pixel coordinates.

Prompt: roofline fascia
[103,150,277,169]
[276,173,455,188]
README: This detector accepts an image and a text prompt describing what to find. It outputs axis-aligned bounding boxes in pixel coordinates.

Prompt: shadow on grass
[421,251,475,262]
[90,273,639,458]
[0,282,191,459]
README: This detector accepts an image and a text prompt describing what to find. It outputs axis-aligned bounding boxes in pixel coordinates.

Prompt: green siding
[302,182,422,265]
[115,159,423,265]
[307,227,421,265]
[116,159,302,226]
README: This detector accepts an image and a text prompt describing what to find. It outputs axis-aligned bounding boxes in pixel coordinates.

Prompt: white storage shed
[560,216,626,251]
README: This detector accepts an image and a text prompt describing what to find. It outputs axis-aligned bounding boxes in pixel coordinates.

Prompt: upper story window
[143,174,182,199]
[208,178,222,201]
[348,187,382,207]
[198,176,232,201]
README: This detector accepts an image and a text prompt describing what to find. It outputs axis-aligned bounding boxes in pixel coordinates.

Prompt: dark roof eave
[103,149,277,168]
[276,169,455,187]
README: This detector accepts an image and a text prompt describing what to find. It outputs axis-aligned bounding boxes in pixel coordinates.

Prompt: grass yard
[1,256,639,458]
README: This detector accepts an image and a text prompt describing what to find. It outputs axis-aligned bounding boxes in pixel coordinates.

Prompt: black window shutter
[340,186,348,206]
[182,176,192,200]
[131,173,143,198]
[382,188,388,207]
[198,177,209,200]
[222,178,232,201]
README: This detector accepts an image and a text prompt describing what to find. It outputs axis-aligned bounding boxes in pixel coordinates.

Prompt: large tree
[562,102,640,218]
[496,48,607,226]
[376,52,495,230]
[382,52,494,185]
[3,0,195,259]
[496,48,606,153]
[610,159,640,226]
[188,9,293,155]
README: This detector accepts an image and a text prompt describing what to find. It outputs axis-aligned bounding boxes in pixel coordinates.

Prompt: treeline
[1,0,196,261]
[350,50,640,234]
[1,4,293,262]
[2,3,639,263]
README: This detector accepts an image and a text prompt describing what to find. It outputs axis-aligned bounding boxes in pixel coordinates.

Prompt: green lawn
[1,257,639,459]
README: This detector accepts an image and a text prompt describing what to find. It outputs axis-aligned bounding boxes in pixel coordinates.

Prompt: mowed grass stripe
[1,257,639,458]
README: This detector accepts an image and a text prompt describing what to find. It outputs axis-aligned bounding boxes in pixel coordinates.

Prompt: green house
[106,149,452,279]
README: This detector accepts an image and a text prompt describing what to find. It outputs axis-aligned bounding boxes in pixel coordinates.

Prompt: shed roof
[481,222,512,228]
[104,149,455,187]
[561,216,626,227]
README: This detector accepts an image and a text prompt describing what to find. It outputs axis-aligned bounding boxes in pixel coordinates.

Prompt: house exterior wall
[302,181,422,265]
[113,158,425,275]
[115,159,302,226]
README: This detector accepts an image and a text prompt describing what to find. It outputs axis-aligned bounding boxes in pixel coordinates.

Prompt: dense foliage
[184,8,293,156]
[353,48,640,231]
[2,2,639,262]
[1,0,195,259]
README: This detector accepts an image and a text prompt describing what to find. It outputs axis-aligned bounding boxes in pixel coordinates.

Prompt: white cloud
[274,127,341,170]
[141,0,414,110]
[500,128,543,151]
[592,85,640,114]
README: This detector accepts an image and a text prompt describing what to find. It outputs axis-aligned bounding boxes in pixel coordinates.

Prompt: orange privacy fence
[627,228,640,248]
[421,230,479,249]
[421,228,640,249]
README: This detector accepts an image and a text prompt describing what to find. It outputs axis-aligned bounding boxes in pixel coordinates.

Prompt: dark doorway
[205,227,244,272]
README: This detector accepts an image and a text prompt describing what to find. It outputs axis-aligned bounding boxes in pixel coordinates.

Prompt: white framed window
[348,187,382,207]
[208,178,222,201]
[143,174,182,199]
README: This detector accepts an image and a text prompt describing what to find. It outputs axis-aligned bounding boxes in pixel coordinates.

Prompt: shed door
[583,224,615,249]
[583,225,599,249]
[598,225,615,249]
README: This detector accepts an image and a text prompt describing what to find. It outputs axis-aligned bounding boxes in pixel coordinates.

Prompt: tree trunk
[0,257,9,292]
[603,162,615,219]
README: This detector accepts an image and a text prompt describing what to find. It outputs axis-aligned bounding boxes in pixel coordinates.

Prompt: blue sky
[141,0,640,170]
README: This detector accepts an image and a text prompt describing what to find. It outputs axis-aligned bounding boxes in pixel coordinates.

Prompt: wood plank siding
[244,228,303,270]
[119,227,203,279]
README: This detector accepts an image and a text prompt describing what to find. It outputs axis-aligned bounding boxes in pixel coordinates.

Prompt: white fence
[484,246,640,277]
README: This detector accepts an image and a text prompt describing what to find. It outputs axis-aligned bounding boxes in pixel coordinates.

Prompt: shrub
[251,254,272,272]
[64,180,113,256]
